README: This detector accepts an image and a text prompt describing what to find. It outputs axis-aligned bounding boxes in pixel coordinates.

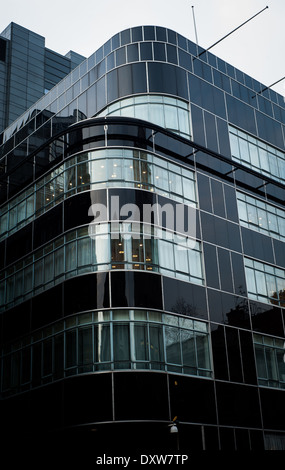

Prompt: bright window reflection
[1,310,212,396]
[96,95,192,138]
[237,191,285,242]
[0,223,203,310]
[0,148,196,240]
[229,126,285,183]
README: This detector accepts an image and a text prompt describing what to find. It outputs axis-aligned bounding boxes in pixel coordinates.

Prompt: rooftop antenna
[196,6,268,59]
[191,5,199,47]
[252,76,285,98]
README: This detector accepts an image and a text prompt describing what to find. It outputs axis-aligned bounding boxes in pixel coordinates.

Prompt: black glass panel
[211,179,225,217]
[140,42,153,61]
[33,204,62,248]
[169,374,217,424]
[204,243,219,289]
[197,173,212,213]
[231,252,247,296]
[223,184,239,222]
[163,277,207,320]
[191,105,206,146]
[114,372,169,421]
[273,239,285,268]
[64,191,95,231]
[2,300,31,343]
[239,329,257,385]
[218,248,233,293]
[127,43,139,63]
[215,382,261,428]
[226,94,257,135]
[208,290,250,329]
[249,301,284,336]
[241,227,274,264]
[6,223,32,264]
[63,374,113,426]
[32,284,63,330]
[260,388,285,430]
[108,187,156,223]
[64,272,110,315]
[210,323,229,380]
[111,271,163,310]
[225,326,243,383]
[219,427,235,450]
[235,428,251,450]
[153,42,166,62]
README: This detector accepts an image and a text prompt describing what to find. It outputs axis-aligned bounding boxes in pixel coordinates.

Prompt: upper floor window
[237,191,285,242]
[245,258,285,307]
[229,126,285,184]
[96,94,192,139]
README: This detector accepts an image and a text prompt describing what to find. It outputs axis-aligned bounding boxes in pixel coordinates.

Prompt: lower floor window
[254,333,285,389]
[1,310,212,396]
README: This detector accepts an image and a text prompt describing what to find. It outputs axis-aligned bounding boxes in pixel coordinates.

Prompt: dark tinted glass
[211,178,225,217]
[132,26,142,42]
[140,42,153,61]
[63,374,113,425]
[218,248,233,293]
[241,227,274,264]
[169,374,217,423]
[163,277,207,319]
[250,301,284,336]
[204,243,219,289]
[215,381,261,427]
[64,272,110,315]
[153,42,166,62]
[197,173,212,213]
[114,372,169,420]
[225,326,243,382]
[143,26,155,40]
[259,388,285,430]
[127,43,139,62]
[239,329,257,385]
[111,271,163,310]
[32,284,62,329]
[6,223,32,264]
[64,191,94,231]
[210,323,229,380]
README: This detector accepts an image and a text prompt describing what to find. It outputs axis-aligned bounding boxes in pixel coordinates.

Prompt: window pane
[165,326,181,364]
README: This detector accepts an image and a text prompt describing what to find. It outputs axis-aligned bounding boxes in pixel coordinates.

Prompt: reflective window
[96,95,192,139]
[245,258,285,307]
[254,333,285,389]
[237,192,285,242]
[1,310,211,395]
[229,126,285,183]
[0,148,196,240]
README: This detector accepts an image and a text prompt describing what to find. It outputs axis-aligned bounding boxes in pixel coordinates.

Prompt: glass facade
[0,24,284,449]
[96,94,192,138]
[1,309,211,396]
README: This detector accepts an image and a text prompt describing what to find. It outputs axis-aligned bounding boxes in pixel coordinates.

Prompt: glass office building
[0,22,85,133]
[0,25,284,451]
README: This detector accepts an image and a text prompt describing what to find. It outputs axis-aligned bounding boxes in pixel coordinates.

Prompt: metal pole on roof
[191,5,199,46]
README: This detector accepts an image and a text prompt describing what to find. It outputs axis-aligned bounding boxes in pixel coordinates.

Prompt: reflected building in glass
[0,25,284,451]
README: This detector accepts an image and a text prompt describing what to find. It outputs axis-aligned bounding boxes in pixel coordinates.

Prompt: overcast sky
[1,0,285,96]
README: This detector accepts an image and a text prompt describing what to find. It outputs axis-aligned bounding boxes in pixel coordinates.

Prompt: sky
[1,0,285,96]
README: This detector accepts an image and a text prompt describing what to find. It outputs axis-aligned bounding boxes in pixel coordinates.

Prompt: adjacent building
[0,22,85,133]
[0,24,284,451]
